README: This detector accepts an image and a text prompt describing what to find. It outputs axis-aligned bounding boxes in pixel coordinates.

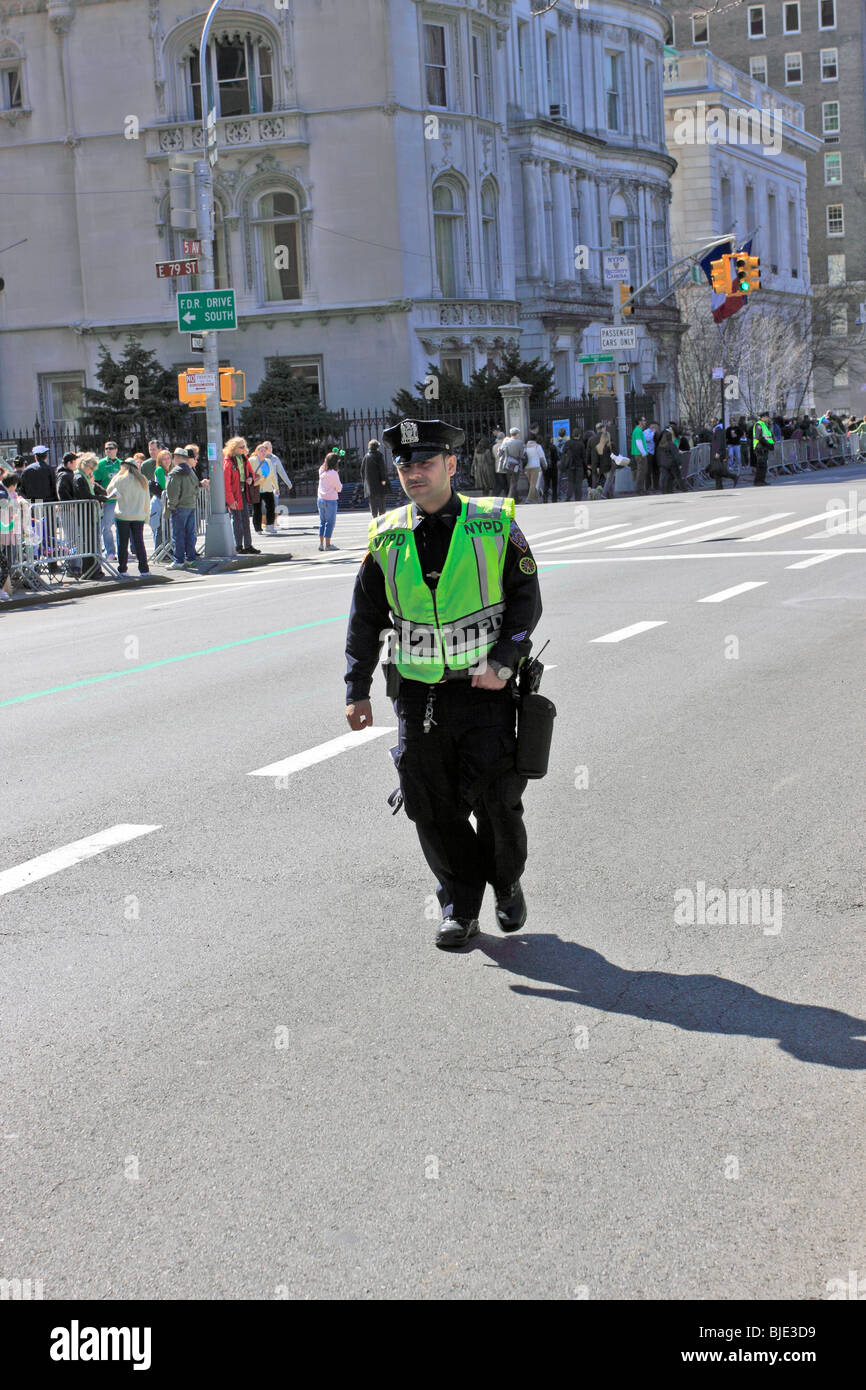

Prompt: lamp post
[195,0,235,557]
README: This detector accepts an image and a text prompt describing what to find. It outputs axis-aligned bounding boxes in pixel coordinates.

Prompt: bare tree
[674,285,725,431]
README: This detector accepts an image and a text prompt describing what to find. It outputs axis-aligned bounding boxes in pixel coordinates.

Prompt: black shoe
[494,881,527,933]
[247,546,261,554]
[435,917,480,950]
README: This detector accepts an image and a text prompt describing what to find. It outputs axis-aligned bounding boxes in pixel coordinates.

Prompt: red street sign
[182,239,202,257]
[155,258,199,278]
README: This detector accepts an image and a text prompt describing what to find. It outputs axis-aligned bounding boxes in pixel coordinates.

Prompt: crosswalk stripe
[739,508,850,542]
[609,516,738,549]
[590,620,667,643]
[249,726,396,778]
[547,518,685,551]
[698,581,767,603]
[522,525,577,542]
[786,552,844,569]
[533,523,632,551]
[0,824,161,897]
[671,513,794,544]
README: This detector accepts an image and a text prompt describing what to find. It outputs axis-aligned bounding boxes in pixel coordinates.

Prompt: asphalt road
[1,468,864,1300]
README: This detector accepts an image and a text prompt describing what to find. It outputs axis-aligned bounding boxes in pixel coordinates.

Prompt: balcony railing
[143,111,309,159]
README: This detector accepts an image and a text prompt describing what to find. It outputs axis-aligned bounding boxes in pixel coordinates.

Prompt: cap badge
[400,420,419,445]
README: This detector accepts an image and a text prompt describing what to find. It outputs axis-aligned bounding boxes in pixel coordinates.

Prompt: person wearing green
[165,445,199,569]
[344,417,543,951]
[631,416,649,495]
[93,441,122,558]
[752,413,774,487]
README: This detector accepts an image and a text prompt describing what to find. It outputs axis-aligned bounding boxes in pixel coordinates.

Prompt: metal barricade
[6,499,114,591]
[682,442,710,486]
[0,495,26,592]
[153,484,211,564]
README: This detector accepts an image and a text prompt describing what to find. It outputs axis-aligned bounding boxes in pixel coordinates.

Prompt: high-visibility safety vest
[368,492,516,683]
[752,420,774,449]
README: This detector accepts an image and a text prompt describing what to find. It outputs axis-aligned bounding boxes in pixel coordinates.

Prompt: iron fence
[0,392,659,495]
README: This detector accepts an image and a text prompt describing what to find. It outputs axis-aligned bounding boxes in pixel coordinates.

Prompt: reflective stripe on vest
[368,492,515,683]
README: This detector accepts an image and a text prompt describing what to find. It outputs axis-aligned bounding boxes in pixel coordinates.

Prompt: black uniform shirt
[344,489,542,703]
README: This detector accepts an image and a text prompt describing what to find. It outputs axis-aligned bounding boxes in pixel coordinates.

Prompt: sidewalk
[0,509,374,609]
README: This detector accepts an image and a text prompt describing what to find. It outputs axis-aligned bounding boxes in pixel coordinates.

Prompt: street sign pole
[192,0,235,558]
[612,283,627,456]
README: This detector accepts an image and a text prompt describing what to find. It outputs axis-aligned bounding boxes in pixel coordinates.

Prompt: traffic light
[745,255,761,292]
[710,255,733,294]
[619,282,634,316]
[733,255,750,294]
[177,367,246,407]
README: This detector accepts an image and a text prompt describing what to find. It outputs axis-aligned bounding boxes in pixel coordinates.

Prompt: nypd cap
[383,417,465,463]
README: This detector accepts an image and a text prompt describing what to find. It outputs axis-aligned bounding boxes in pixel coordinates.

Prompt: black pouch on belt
[515,691,557,779]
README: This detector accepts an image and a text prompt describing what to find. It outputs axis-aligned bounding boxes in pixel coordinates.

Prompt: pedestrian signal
[619,282,634,316]
[177,367,246,407]
[709,255,733,294]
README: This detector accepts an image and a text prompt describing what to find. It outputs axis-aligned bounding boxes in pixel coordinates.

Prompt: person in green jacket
[93,441,122,559]
[165,446,200,568]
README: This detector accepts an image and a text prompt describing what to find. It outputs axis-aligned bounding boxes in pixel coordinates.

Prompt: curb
[0,551,295,610]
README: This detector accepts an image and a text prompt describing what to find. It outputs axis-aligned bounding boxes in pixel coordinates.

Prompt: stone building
[668,1,865,414]
[0,0,679,435]
[664,48,820,414]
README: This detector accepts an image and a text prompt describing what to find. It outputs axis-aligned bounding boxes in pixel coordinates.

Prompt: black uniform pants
[393,681,528,921]
[753,450,769,485]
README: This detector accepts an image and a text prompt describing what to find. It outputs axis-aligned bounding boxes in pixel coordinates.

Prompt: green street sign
[176,289,236,332]
[578,353,614,364]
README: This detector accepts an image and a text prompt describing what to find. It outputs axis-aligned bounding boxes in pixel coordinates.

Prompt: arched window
[253,190,302,301]
[481,181,500,295]
[188,32,275,120]
[433,180,466,297]
[171,203,228,290]
[0,40,24,112]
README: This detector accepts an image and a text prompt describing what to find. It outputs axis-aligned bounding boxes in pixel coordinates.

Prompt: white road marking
[548,518,690,552]
[609,516,738,549]
[786,552,845,569]
[671,513,794,544]
[590,620,667,643]
[533,523,633,551]
[739,508,850,542]
[0,824,161,897]
[249,726,397,778]
[521,525,577,542]
[538,549,864,566]
[698,581,767,603]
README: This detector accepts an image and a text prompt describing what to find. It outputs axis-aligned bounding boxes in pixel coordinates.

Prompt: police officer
[344,418,543,950]
[752,412,774,486]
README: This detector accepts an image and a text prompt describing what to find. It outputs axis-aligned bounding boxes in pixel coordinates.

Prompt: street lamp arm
[620,234,740,310]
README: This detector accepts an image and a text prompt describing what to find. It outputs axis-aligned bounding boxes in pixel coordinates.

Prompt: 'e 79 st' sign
[176,290,236,332]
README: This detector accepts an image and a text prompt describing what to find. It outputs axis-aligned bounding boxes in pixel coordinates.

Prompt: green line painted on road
[0,614,348,708]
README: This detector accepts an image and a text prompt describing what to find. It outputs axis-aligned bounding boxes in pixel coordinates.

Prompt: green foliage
[392,343,556,417]
[237,359,344,439]
[81,335,190,439]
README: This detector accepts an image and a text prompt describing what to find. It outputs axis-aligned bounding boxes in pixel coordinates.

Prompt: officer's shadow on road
[474,934,866,1070]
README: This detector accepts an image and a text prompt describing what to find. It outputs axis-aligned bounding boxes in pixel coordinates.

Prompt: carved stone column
[521,157,541,281]
[48,3,76,144]
[540,159,552,284]
[552,164,573,285]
